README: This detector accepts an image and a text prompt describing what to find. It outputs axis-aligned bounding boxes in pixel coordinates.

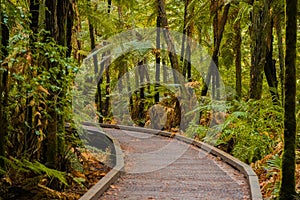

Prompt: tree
[43,0,73,169]
[181,0,194,82]
[279,0,297,197]
[154,11,161,103]
[157,0,180,81]
[249,0,269,100]
[44,0,59,169]
[264,18,279,105]
[103,0,112,120]
[0,1,9,168]
[201,1,230,97]
[274,1,285,105]
[234,13,242,99]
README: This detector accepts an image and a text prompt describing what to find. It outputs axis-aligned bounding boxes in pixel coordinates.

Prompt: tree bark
[274,17,284,105]
[26,0,40,154]
[180,0,190,72]
[264,19,279,105]
[155,14,161,103]
[279,0,297,197]
[0,8,9,168]
[234,19,242,99]
[182,0,194,82]
[103,0,112,119]
[44,0,58,169]
[138,60,146,125]
[74,1,82,62]
[249,0,269,100]
[126,65,133,113]
[157,0,180,83]
[201,2,230,97]
[66,2,74,57]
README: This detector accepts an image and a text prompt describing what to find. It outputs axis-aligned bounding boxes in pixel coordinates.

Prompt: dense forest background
[0,0,299,199]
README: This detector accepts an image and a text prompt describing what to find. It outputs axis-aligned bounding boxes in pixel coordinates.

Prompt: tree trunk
[126,65,133,113]
[155,14,161,103]
[249,0,269,100]
[264,19,279,105]
[138,60,145,126]
[74,1,82,62]
[44,0,58,169]
[157,0,180,83]
[234,19,242,99]
[182,0,194,82]
[66,2,74,58]
[274,17,284,105]
[201,2,230,97]
[104,59,110,119]
[162,45,167,83]
[87,0,95,50]
[56,0,73,171]
[180,0,190,72]
[0,9,9,168]
[26,0,40,154]
[103,0,112,120]
[279,0,297,197]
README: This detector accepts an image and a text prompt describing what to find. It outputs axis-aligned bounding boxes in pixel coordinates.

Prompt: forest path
[99,128,250,200]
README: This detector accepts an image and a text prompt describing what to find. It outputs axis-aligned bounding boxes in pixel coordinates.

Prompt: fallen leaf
[37,85,50,95]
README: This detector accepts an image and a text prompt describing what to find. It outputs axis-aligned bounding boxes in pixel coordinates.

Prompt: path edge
[96,123,263,200]
[79,125,125,200]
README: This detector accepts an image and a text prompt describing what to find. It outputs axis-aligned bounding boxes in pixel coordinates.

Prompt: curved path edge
[79,125,125,200]
[81,122,262,200]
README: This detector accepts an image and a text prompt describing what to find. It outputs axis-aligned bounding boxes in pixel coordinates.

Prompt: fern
[1,157,68,186]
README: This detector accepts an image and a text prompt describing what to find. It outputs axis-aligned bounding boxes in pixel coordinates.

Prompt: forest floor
[0,149,111,200]
[251,142,300,199]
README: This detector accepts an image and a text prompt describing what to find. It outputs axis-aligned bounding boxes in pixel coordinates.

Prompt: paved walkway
[100,128,250,200]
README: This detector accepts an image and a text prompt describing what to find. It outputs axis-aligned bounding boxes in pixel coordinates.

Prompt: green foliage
[185,123,208,140]
[1,157,68,185]
[186,99,283,164]
[263,154,282,198]
[217,99,283,164]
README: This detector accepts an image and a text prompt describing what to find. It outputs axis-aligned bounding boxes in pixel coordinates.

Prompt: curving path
[99,128,251,200]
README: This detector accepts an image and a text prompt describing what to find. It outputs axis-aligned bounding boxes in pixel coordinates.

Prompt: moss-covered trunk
[0,8,9,168]
[279,0,297,198]
[249,0,269,100]
[44,0,59,168]
[274,16,284,105]
[234,18,242,100]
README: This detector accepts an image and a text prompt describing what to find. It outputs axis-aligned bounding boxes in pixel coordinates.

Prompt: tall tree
[182,0,194,82]
[56,0,74,170]
[274,4,285,104]
[279,0,297,197]
[157,0,182,127]
[157,0,180,82]
[0,2,9,168]
[234,16,242,99]
[154,13,161,103]
[25,0,40,156]
[264,18,279,105]
[201,1,230,97]
[104,0,112,120]
[44,0,59,169]
[249,0,269,99]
